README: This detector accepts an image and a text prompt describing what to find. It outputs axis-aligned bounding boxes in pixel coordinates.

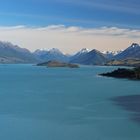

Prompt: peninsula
[99,67,140,80]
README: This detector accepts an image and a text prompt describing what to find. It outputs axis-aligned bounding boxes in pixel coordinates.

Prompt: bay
[0,64,139,140]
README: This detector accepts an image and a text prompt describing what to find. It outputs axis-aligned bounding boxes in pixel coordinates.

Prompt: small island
[99,67,140,80]
[37,60,79,68]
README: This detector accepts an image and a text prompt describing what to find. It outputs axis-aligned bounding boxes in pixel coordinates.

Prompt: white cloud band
[0,25,139,53]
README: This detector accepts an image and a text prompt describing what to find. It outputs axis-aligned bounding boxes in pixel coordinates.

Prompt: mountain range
[0,41,140,65]
[114,43,140,60]
[70,49,108,65]
[33,48,69,62]
[0,41,38,63]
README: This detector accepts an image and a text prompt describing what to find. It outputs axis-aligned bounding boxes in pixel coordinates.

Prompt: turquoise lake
[0,64,140,140]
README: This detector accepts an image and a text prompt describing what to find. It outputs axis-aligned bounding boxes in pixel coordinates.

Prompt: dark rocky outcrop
[99,67,140,80]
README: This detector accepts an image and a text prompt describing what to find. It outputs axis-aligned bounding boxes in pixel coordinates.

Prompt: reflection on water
[111,95,140,124]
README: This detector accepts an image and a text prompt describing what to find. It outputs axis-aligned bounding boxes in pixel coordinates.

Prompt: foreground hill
[70,49,108,65]
[37,60,79,68]
[0,41,38,63]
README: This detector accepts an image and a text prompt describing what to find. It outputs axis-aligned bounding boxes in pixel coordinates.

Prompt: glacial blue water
[0,64,139,140]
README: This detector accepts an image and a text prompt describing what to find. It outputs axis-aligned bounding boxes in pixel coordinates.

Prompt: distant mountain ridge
[0,41,38,63]
[33,48,69,62]
[102,50,122,59]
[114,43,140,60]
[70,49,108,65]
[70,48,89,61]
[0,41,140,65]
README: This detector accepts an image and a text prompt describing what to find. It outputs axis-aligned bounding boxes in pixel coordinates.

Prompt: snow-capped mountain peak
[114,43,140,60]
[74,48,89,56]
[70,48,89,60]
[79,48,89,54]
[33,49,48,56]
[39,48,48,51]
[0,41,30,53]
[34,48,64,56]
[48,48,62,54]
[128,43,140,49]
[102,50,122,56]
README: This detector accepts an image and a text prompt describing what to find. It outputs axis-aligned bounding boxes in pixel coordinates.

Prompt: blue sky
[0,0,140,53]
[0,0,140,28]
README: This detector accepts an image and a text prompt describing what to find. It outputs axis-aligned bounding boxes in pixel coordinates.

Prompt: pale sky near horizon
[0,0,140,53]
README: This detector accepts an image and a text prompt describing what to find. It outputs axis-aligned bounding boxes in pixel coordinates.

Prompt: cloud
[83,27,140,38]
[31,25,140,38]
[0,25,139,53]
[0,25,26,30]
